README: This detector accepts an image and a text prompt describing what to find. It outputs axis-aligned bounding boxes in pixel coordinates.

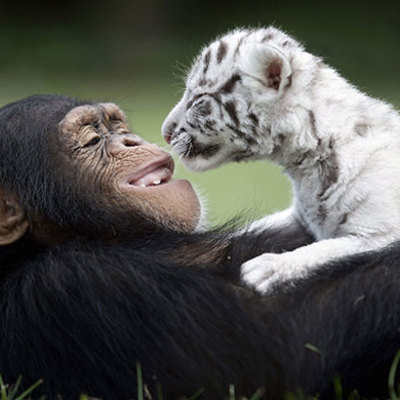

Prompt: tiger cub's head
[162,27,305,172]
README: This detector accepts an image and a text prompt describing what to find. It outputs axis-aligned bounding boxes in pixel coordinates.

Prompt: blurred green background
[0,0,399,225]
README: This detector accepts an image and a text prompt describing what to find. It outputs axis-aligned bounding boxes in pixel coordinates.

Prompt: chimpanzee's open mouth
[126,156,174,188]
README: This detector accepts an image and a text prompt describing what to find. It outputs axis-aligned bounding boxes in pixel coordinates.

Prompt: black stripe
[308,110,318,141]
[186,94,205,110]
[224,101,239,127]
[217,41,228,63]
[234,36,245,57]
[197,101,212,116]
[248,113,259,126]
[203,50,211,75]
[263,32,274,41]
[219,74,241,94]
[204,119,217,132]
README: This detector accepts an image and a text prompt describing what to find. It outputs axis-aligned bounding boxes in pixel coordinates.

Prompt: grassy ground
[3,351,400,399]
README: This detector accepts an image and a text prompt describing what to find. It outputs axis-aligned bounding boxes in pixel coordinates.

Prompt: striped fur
[162,27,400,294]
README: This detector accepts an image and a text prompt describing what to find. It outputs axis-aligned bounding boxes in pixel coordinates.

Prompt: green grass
[3,351,400,399]
[0,374,43,400]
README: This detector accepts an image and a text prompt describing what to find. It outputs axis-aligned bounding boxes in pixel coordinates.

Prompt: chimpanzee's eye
[84,136,101,147]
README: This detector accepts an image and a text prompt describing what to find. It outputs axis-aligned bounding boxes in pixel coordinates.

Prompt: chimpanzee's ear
[239,43,292,93]
[0,187,28,245]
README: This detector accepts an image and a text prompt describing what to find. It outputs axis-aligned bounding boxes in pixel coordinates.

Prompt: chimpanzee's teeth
[139,180,162,188]
[129,162,173,188]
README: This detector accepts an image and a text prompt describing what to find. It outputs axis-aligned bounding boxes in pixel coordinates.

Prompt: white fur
[162,27,400,294]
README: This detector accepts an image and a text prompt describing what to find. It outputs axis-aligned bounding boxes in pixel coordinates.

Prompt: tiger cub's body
[162,27,400,293]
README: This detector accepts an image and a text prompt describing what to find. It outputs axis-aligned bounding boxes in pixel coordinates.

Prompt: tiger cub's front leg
[241,236,381,294]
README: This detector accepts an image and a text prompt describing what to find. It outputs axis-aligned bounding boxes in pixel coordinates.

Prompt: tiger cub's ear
[239,43,292,94]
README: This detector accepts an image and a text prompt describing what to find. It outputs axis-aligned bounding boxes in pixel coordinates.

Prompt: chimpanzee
[0,94,399,400]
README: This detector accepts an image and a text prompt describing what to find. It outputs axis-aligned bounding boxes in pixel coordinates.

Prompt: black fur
[0,95,399,400]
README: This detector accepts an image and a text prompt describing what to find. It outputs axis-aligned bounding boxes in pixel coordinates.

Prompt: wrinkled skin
[57,102,201,238]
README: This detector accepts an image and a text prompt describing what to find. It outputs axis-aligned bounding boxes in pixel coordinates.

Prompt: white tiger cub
[162,26,400,294]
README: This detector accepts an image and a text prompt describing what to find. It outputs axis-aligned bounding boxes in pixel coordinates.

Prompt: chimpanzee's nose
[108,134,145,155]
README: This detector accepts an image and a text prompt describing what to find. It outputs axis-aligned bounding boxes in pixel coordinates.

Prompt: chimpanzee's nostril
[123,139,136,147]
[122,134,144,147]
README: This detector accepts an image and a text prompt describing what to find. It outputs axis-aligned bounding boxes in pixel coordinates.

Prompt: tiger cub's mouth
[171,135,221,160]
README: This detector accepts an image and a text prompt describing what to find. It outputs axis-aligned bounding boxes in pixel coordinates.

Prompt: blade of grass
[229,384,235,400]
[15,378,43,400]
[9,376,22,399]
[156,382,163,400]
[249,387,266,400]
[136,361,144,400]
[186,387,205,400]
[389,350,400,400]
[305,343,322,355]
[333,375,343,400]
[0,374,7,400]
[347,390,361,400]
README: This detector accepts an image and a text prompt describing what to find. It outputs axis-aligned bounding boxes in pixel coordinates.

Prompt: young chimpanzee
[0,94,399,400]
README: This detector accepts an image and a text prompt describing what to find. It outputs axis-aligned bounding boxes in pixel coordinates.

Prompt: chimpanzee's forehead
[59,103,128,133]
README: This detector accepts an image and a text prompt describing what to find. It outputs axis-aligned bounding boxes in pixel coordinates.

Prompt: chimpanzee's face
[58,103,201,234]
